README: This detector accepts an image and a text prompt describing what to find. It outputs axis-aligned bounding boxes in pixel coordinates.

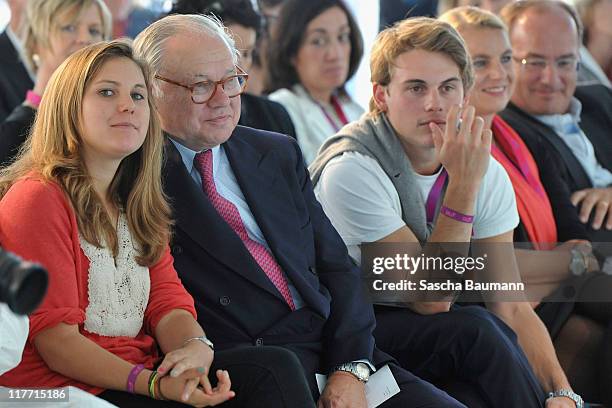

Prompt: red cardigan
[0,177,196,394]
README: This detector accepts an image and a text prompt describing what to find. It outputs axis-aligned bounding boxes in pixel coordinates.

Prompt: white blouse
[80,214,150,338]
[269,84,364,165]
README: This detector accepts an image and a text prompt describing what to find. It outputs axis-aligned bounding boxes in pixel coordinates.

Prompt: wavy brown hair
[0,41,171,266]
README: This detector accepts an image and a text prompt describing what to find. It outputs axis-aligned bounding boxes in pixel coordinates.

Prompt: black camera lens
[0,249,48,315]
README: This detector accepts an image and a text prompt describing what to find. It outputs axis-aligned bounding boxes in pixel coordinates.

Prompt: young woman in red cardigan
[0,41,313,408]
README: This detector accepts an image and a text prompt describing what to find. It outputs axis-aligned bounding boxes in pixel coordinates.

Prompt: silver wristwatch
[183,335,214,351]
[547,389,583,408]
[569,248,588,276]
[331,362,370,382]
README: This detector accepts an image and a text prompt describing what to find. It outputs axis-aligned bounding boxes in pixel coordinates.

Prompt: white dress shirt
[535,98,612,188]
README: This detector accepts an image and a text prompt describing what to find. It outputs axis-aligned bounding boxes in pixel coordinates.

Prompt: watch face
[355,363,370,381]
[570,249,586,276]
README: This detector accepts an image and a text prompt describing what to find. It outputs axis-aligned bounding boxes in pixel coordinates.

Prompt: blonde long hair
[0,41,171,266]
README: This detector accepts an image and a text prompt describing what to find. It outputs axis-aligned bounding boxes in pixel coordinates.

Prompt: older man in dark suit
[134,13,466,408]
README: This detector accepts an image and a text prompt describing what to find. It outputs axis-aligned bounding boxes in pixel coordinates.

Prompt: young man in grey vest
[311,17,581,408]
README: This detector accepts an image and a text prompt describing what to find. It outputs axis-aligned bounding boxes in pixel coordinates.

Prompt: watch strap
[183,335,214,350]
[547,389,583,408]
[331,362,370,382]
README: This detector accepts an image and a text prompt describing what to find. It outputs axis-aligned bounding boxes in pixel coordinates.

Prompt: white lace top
[80,214,150,338]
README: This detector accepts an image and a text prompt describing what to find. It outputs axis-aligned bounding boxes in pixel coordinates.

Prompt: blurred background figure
[576,0,612,86]
[249,0,285,95]
[439,0,515,14]
[104,0,166,39]
[0,0,32,122]
[342,0,379,110]
[104,0,132,37]
[0,0,112,166]
[267,0,364,165]
[169,0,296,137]
[379,0,439,29]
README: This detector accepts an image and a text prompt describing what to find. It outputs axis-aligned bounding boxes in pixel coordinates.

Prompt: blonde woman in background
[0,0,112,165]
[441,6,612,405]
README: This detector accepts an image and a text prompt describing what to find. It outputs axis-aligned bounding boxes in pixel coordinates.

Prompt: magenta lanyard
[318,96,349,132]
[425,169,448,223]
[425,169,475,236]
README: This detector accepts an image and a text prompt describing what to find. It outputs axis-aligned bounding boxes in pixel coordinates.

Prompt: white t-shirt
[314,152,519,262]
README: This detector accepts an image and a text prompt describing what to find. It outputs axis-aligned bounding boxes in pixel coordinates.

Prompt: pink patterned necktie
[194,150,296,310]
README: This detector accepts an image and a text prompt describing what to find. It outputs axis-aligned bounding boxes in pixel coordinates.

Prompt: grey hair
[133,13,238,97]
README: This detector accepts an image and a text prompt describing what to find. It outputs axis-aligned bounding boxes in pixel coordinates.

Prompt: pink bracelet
[126,364,145,394]
[440,205,474,224]
[26,90,42,107]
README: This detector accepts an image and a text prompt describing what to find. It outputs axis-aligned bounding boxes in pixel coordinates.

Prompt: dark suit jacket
[239,93,296,138]
[162,126,385,377]
[501,85,612,242]
[511,141,589,243]
[0,105,35,166]
[500,85,612,193]
[0,30,33,123]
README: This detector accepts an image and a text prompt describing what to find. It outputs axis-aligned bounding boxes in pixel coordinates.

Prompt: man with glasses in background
[500,0,612,241]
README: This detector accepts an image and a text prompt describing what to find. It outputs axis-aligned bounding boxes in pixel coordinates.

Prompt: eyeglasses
[512,56,579,73]
[155,66,249,104]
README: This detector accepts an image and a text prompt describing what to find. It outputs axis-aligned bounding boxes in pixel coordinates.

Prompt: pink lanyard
[425,169,475,236]
[318,96,349,132]
[425,169,448,223]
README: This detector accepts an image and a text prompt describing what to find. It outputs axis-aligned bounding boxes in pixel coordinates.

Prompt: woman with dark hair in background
[170,0,296,138]
[267,0,364,165]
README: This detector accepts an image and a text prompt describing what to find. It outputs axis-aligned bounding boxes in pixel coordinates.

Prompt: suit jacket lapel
[224,130,315,297]
[163,139,284,300]
[507,103,591,189]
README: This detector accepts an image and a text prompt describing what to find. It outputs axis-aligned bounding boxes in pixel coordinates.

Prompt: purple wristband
[127,364,145,394]
[440,205,474,224]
